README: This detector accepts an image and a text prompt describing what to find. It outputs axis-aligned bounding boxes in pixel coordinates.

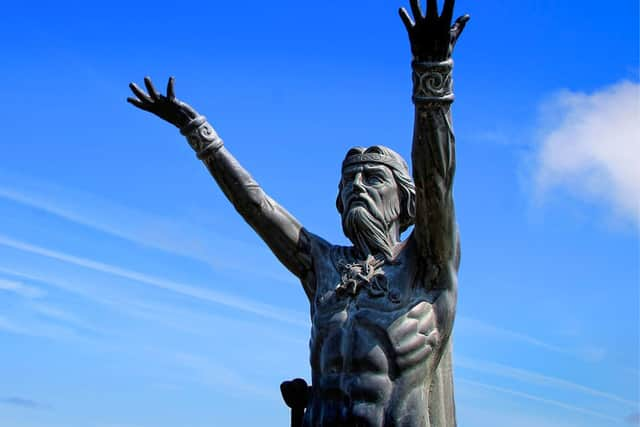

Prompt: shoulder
[299,229,349,299]
[300,229,332,258]
[301,229,354,271]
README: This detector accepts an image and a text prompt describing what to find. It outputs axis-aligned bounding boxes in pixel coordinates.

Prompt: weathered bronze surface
[128,1,469,425]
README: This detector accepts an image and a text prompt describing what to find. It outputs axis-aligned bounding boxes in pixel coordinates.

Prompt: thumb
[451,14,470,44]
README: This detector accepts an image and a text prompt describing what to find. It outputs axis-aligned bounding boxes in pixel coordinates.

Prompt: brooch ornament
[335,254,389,299]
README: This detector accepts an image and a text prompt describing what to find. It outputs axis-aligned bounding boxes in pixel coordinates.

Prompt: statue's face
[340,163,400,226]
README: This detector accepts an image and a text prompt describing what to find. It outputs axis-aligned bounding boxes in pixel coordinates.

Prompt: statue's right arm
[198,142,314,285]
[127,77,315,294]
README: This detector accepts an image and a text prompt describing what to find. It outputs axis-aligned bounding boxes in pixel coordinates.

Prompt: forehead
[342,163,393,176]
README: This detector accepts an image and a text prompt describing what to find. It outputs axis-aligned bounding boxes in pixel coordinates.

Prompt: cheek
[341,187,350,203]
[340,187,355,210]
[378,187,399,207]
[379,188,401,218]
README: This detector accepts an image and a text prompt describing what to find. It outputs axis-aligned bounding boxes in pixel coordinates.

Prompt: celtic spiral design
[412,59,454,104]
[182,117,224,159]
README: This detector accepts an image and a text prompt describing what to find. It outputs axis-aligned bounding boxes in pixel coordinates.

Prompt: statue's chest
[312,246,417,319]
[309,244,441,376]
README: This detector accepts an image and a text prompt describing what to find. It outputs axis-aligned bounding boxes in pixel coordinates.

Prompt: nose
[352,172,365,192]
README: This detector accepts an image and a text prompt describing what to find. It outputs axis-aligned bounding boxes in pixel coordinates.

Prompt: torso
[303,234,448,427]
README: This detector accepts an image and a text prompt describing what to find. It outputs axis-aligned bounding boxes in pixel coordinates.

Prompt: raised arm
[127,78,314,290]
[399,0,468,270]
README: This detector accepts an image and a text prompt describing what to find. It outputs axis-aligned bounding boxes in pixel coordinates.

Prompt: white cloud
[534,80,640,226]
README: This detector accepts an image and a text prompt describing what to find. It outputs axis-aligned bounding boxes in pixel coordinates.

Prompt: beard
[342,204,395,261]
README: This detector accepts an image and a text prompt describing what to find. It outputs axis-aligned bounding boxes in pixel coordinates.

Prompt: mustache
[345,195,384,223]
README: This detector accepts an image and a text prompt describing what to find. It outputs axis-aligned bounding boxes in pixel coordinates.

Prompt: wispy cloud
[456,355,637,408]
[458,377,621,423]
[533,80,640,226]
[0,277,45,299]
[456,315,605,362]
[173,352,277,400]
[0,234,307,327]
[26,302,110,338]
[0,313,90,343]
[0,170,295,285]
[456,404,585,427]
[0,316,31,335]
[0,266,306,349]
[0,396,49,410]
[0,270,299,406]
[28,303,82,324]
[120,298,307,346]
[0,276,103,337]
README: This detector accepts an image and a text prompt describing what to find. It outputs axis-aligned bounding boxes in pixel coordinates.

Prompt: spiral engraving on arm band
[180,116,224,159]
[412,59,454,104]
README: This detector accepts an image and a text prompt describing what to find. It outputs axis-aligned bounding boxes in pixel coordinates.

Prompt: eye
[366,173,385,185]
[341,173,353,184]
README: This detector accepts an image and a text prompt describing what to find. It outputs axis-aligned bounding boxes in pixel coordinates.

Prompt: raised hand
[127,77,199,129]
[399,0,469,62]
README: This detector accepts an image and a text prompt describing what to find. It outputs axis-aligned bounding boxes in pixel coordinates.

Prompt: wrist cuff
[180,116,224,159]
[411,59,454,104]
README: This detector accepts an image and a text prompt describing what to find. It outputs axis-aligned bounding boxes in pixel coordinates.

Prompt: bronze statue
[128,0,469,425]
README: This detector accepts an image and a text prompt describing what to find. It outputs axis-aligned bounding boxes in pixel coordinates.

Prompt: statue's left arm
[399,0,468,362]
[400,0,468,277]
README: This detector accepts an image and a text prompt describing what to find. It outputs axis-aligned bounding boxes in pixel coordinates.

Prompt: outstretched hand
[399,0,469,61]
[127,77,199,129]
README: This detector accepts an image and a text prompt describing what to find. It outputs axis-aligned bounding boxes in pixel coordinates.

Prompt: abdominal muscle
[305,301,434,427]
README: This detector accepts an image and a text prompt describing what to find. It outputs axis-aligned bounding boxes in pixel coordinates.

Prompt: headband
[342,153,407,173]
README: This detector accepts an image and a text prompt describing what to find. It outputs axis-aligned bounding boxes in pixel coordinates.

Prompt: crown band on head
[342,153,407,172]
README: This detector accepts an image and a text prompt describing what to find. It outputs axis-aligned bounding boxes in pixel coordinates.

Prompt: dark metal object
[128,1,468,425]
[280,378,310,427]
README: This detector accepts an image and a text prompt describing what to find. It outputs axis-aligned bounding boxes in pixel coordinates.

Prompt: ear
[336,187,344,214]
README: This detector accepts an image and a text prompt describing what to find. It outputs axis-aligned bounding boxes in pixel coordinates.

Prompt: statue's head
[337,146,416,259]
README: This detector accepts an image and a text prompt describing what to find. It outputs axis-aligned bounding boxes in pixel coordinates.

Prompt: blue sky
[0,0,638,426]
